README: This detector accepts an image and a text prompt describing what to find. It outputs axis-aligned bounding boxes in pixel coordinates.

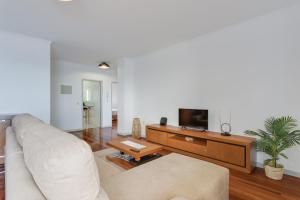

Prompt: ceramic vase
[132,118,141,139]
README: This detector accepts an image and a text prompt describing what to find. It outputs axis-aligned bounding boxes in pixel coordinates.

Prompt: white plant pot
[264,165,284,180]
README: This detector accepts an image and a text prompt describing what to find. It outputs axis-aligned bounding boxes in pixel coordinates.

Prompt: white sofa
[5,114,229,200]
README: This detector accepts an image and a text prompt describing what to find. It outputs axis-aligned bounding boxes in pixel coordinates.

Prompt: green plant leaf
[264,159,272,166]
[245,130,263,137]
[279,153,288,159]
[245,116,300,165]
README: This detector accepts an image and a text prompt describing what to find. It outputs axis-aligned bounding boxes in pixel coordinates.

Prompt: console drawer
[146,129,167,144]
[207,140,245,167]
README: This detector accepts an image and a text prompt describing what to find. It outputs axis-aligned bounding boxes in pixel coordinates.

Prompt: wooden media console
[146,124,256,173]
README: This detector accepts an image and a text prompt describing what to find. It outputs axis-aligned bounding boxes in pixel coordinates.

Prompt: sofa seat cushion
[104,153,229,200]
[12,114,43,146]
[23,123,105,200]
[5,128,46,200]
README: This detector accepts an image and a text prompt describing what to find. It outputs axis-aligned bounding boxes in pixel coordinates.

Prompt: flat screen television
[179,108,208,130]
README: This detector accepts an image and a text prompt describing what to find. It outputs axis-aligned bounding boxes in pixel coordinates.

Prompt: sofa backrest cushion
[23,123,103,200]
[12,114,43,146]
[5,128,46,200]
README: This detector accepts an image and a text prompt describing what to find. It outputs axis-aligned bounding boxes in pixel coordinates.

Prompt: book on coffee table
[121,140,146,150]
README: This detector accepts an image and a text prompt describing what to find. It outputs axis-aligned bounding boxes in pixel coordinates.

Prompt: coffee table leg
[135,157,141,162]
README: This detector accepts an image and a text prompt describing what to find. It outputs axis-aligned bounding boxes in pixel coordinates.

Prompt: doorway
[82,80,101,129]
[111,82,118,129]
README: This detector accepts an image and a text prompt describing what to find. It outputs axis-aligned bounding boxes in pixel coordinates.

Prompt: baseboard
[118,133,131,136]
[66,128,84,132]
[256,162,300,178]
[117,129,131,136]
[101,125,113,128]
[66,126,113,132]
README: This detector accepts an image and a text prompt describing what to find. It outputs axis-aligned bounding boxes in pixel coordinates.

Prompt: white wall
[51,60,117,131]
[0,30,51,122]
[118,4,300,175]
[117,58,136,134]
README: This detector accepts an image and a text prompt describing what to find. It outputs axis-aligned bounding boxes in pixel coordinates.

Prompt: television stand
[146,124,256,173]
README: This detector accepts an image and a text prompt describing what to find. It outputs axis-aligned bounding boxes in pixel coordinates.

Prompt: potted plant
[245,116,300,180]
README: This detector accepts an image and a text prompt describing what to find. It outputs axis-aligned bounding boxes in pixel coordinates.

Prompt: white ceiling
[0,0,298,65]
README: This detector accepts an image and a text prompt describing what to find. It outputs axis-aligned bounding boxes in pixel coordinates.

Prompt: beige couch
[5,114,229,200]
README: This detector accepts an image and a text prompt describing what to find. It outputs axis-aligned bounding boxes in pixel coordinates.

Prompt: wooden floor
[0,165,4,200]
[0,122,299,200]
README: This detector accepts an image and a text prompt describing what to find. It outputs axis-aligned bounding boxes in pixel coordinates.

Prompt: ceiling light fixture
[98,62,110,69]
[59,0,73,2]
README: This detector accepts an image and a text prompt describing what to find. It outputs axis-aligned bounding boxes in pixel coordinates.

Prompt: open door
[82,80,101,129]
[111,82,118,129]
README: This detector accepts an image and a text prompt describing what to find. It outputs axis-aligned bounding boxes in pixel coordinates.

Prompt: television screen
[179,108,208,130]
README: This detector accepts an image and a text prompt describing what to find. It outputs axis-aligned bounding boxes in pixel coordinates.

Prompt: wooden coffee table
[106,138,163,169]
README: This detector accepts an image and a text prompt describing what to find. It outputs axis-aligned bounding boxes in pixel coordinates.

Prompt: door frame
[81,79,103,129]
[111,81,118,127]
